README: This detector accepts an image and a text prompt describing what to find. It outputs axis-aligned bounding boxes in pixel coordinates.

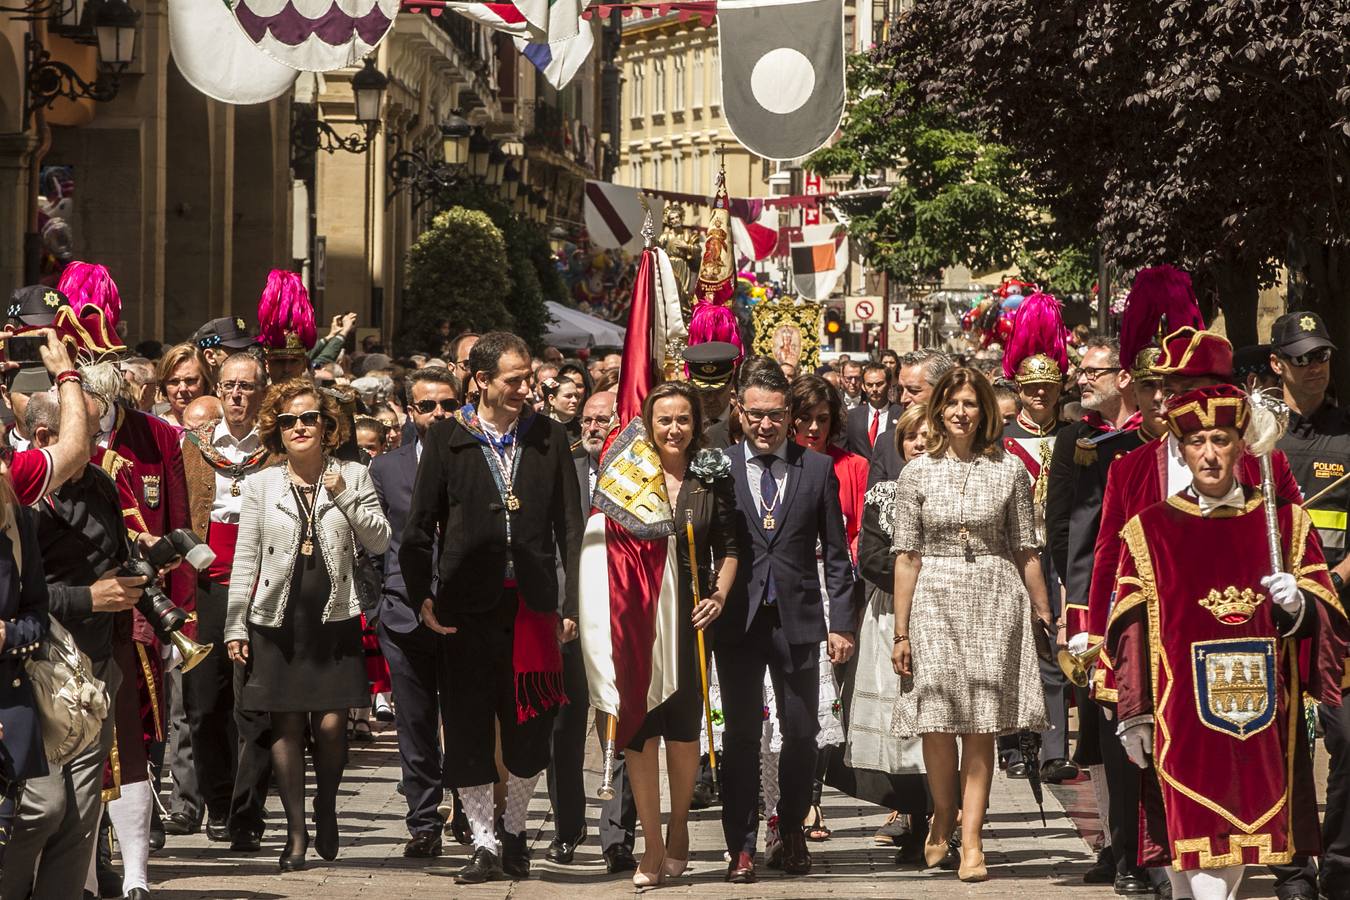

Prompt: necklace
[287,460,324,556]
[756,457,787,530]
[187,431,270,496]
[950,451,979,558]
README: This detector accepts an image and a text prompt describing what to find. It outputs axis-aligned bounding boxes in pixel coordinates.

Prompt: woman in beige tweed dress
[889,367,1053,883]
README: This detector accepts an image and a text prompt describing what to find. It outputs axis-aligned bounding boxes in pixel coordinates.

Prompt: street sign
[889,304,914,331]
[846,295,882,324]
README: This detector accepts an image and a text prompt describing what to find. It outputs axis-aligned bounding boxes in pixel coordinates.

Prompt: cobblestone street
[141,721,1283,898]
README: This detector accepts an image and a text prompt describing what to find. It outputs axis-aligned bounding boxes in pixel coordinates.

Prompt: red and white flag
[578,238,683,750]
[584,180,663,254]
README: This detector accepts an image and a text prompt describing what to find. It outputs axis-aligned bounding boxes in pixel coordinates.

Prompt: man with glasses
[450,333,480,396]
[179,353,277,851]
[839,360,863,410]
[719,360,855,883]
[1267,311,1350,900]
[370,367,462,859]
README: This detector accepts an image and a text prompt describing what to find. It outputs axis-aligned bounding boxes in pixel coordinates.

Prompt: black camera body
[122,529,217,639]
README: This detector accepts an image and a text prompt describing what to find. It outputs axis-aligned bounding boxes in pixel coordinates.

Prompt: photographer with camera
[0,387,152,900]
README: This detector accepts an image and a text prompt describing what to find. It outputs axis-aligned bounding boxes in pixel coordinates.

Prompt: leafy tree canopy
[400,207,512,352]
[807,53,1094,294]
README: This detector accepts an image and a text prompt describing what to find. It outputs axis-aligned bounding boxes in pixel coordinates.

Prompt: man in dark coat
[845,363,901,457]
[716,361,856,883]
[401,333,584,885]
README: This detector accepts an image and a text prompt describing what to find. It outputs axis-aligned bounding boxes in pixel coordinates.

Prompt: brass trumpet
[1057,642,1103,688]
[171,613,214,673]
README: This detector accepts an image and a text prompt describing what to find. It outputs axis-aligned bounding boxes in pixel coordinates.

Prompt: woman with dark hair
[224,378,391,871]
[616,380,739,887]
[889,367,1053,882]
[557,360,593,403]
[540,376,582,441]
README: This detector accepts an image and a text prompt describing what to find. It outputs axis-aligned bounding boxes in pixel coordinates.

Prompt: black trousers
[438,590,555,788]
[377,619,450,837]
[717,605,819,856]
[184,579,238,821]
[228,650,272,837]
[546,639,636,849]
[1096,703,1143,877]
[1271,701,1347,898]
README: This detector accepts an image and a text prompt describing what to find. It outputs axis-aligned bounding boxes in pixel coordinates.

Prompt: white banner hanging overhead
[230,0,400,72]
[170,0,298,104]
[716,0,846,161]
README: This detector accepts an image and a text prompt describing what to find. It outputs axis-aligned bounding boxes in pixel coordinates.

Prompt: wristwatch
[1332,572,1345,595]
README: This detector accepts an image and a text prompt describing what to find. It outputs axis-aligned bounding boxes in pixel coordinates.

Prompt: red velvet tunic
[1089,436,1302,703]
[1106,490,1347,870]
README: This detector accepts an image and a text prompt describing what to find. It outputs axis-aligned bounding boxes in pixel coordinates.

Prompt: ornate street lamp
[25,0,140,114]
[290,57,387,163]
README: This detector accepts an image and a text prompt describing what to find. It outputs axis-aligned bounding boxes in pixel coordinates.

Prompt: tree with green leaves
[807,53,1095,294]
[400,207,512,351]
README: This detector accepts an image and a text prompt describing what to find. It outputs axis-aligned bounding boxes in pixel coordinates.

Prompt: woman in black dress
[224,379,390,870]
[621,381,739,887]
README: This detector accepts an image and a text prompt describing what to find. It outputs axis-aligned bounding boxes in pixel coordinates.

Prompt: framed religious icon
[752,296,822,372]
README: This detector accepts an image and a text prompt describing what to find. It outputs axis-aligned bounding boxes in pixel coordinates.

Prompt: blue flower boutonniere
[689,448,732,484]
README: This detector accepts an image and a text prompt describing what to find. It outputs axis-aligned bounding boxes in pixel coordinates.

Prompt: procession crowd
[0,260,1347,900]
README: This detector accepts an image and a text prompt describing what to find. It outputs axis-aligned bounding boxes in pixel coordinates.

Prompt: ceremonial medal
[763,513,776,531]
[300,539,313,556]
[505,491,521,511]
[231,479,242,497]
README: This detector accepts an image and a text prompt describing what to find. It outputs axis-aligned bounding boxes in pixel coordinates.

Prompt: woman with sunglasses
[223,379,391,871]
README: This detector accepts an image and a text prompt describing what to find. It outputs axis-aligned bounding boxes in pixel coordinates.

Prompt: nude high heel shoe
[923,818,953,868]
[958,844,988,882]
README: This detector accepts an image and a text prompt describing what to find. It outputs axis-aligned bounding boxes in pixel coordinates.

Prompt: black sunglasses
[1282,347,1332,367]
[277,410,324,430]
[413,398,460,414]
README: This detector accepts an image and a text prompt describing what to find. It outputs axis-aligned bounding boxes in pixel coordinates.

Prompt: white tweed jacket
[224,460,391,643]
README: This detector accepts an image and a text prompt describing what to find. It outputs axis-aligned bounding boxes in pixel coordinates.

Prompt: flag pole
[596,712,619,800]
[686,509,718,795]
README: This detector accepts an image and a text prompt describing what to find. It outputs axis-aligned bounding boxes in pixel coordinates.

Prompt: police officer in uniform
[1268,311,1350,900]
[682,342,739,451]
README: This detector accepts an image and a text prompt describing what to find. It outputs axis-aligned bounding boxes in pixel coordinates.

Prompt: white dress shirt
[1194,479,1246,516]
[211,420,261,524]
[867,404,892,438]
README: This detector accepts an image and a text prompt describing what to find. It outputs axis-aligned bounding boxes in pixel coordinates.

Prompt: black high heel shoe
[279,833,310,872]
[315,802,339,861]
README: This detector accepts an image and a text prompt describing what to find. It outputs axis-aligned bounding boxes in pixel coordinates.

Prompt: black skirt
[241,546,368,713]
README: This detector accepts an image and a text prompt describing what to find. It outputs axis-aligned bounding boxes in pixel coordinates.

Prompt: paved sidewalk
[143,721,1279,898]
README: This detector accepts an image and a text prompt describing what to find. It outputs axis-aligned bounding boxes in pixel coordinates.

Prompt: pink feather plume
[1001,291,1068,380]
[257,269,316,351]
[57,261,121,331]
[687,301,743,362]
[1119,265,1205,369]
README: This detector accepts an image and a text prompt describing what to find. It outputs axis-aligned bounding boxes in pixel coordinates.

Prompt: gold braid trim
[101,723,122,804]
[137,642,163,743]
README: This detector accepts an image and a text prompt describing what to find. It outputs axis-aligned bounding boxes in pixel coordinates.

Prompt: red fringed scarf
[508,585,567,723]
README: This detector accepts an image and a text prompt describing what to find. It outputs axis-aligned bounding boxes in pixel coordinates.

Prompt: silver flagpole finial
[640,195,655,248]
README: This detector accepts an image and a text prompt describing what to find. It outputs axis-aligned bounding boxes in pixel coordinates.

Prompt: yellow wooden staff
[685,510,718,792]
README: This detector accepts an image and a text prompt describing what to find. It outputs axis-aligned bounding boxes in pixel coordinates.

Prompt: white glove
[1068,632,1089,655]
[1119,721,1153,769]
[1261,573,1303,615]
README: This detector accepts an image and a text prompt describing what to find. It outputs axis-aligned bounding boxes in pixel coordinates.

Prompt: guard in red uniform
[1107,384,1347,900]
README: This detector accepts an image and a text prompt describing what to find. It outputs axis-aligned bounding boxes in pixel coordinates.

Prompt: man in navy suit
[717,360,856,882]
[846,363,902,457]
[370,366,460,858]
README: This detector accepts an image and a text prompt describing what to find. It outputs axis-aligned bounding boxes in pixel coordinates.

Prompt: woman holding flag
[609,381,739,888]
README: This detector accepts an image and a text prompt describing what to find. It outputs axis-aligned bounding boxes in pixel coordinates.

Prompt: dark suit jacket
[717,441,855,647]
[847,403,902,458]
[371,441,424,633]
[0,507,50,781]
[867,423,904,489]
[401,413,584,622]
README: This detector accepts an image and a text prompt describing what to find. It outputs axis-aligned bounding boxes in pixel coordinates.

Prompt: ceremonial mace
[1247,389,1291,575]
[686,510,719,796]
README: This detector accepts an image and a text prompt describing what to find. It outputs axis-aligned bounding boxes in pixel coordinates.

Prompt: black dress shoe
[893,829,924,867]
[162,812,199,837]
[205,817,230,842]
[779,827,812,875]
[690,780,718,810]
[279,834,309,872]
[1114,872,1155,894]
[315,802,339,861]
[123,890,150,900]
[603,845,637,874]
[545,831,585,864]
[229,830,263,852]
[1275,889,1318,900]
[148,811,165,852]
[1006,760,1030,778]
[404,832,443,858]
[1083,846,1115,884]
[456,847,506,884]
[1041,757,1081,783]
[725,851,756,883]
[499,830,531,879]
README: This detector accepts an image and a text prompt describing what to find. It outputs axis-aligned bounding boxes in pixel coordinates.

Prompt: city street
[144,719,1283,899]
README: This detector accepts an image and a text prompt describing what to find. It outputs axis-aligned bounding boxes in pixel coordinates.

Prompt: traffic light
[825,308,843,336]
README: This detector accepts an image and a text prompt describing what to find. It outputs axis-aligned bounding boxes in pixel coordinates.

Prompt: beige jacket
[224,459,391,643]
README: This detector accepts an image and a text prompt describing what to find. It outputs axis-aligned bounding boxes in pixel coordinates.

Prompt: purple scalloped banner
[233,0,393,47]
